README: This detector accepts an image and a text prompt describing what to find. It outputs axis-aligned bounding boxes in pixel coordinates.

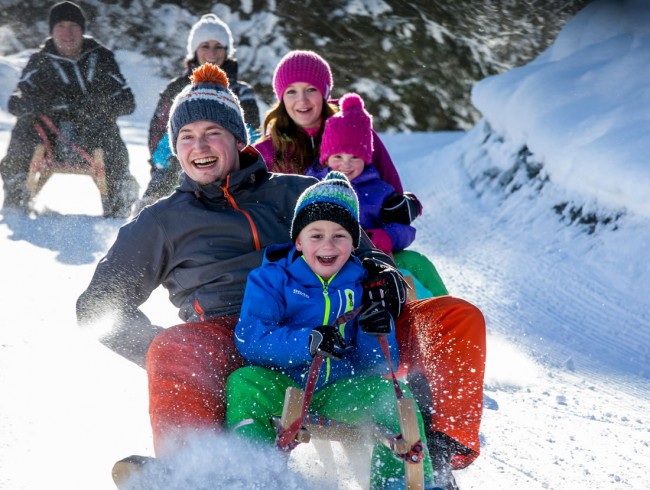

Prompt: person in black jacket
[0,1,138,218]
[132,13,261,214]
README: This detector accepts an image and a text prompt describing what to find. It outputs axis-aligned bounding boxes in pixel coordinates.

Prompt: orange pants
[396,296,486,468]
[146,297,485,466]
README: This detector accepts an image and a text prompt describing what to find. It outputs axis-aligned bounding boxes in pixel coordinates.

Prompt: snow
[0,0,648,488]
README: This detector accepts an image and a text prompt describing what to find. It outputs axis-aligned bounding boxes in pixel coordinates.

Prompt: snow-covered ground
[1,0,649,488]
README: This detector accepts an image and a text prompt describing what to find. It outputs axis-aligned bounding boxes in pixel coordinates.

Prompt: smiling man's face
[175,120,244,185]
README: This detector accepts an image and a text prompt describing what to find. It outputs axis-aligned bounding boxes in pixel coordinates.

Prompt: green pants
[393,249,449,298]
[225,366,434,488]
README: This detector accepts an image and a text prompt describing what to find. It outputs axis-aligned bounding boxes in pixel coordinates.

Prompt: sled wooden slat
[277,386,425,489]
[279,386,310,444]
[396,397,425,489]
[26,144,107,198]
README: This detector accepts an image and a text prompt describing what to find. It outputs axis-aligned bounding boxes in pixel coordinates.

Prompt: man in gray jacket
[78,63,485,490]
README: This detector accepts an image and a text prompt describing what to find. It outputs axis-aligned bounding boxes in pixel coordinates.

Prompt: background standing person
[134,13,260,212]
[0,1,138,218]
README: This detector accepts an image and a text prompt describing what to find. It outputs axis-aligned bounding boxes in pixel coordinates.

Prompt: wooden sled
[25,115,107,204]
[275,386,426,489]
[25,143,107,199]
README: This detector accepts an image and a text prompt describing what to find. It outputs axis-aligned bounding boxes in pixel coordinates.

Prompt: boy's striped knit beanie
[291,171,360,247]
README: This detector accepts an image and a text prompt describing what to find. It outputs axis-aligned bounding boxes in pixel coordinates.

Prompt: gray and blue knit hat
[291,171,360,247]
[168,63,248,154]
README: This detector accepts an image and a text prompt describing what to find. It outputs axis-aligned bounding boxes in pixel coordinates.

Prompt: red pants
[396,296,486,468]
[146,297,485,466]
[145,317,244,456]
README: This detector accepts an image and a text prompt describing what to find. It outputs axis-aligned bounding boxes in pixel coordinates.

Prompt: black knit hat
[49,2,86,33]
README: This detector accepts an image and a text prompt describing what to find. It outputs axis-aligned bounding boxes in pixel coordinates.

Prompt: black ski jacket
[8,37,135,123]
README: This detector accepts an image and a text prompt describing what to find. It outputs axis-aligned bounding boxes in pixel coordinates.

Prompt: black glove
[358,296,393,335]
[309,325,348,360]
[381,192,421,225]
[361,258,406,321]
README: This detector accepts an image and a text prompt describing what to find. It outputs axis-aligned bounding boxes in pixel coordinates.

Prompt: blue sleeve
[235,266,314,368]
[152,133,173,169]
[349,319,400,375]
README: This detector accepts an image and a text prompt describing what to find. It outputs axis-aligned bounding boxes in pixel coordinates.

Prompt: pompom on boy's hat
[49,1,86,33]
[320,92,374,164]
[273,50,333,101]
[167,63,248,154]
[187,13,235,59]
[291,171,360,247]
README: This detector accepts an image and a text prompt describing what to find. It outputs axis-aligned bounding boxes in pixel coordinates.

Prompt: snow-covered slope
[0,0,648,488]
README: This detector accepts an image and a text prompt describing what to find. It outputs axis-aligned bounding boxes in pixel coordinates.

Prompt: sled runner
[25,114,108,209]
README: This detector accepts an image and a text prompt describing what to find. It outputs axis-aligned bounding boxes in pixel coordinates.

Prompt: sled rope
[274,306,362,452]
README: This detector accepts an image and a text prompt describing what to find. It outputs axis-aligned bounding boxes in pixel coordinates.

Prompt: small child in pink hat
[308,92,420,256]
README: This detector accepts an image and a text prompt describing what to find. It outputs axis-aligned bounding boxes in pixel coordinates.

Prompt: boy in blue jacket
[226,171,434,488]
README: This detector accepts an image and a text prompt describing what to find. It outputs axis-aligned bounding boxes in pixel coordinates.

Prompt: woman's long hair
[261,99,337,174]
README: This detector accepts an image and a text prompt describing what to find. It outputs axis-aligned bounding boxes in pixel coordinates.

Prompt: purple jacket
[307,164,416,252]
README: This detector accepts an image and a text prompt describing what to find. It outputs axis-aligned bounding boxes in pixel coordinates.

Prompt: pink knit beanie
[273,50,333,101]
[320,93,374,164]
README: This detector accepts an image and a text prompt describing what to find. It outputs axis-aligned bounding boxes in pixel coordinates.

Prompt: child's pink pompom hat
[320,93,374,164]
[273,50,333,101]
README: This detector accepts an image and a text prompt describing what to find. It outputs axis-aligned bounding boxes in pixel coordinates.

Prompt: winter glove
[309,325,348,360]
[358,295,393,335]
[361,258,406,321]
[381,192,421,225]
[366,228,394,256]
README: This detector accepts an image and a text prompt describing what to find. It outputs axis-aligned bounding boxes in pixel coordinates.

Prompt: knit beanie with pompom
[167,63,248,154]
[273,50,333,101]
[187,13,235,59]
[291,171,360,247]
[320,93,374,164]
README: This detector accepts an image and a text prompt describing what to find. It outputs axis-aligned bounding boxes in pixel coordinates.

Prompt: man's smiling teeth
[193,157,216,167]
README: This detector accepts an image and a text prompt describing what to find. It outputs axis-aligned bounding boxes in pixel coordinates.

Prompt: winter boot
[112,454,172,489]
[2,172,30,211]
[428,431,462,490]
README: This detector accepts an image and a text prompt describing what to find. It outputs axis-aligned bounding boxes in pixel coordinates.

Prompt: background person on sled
[134,13,261,213]
[308,92,417,256]
[0,1,138,217]
[254,50,486,488]
[254,49,420,213]
[76,63,391,453]
[226,171,435,488]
